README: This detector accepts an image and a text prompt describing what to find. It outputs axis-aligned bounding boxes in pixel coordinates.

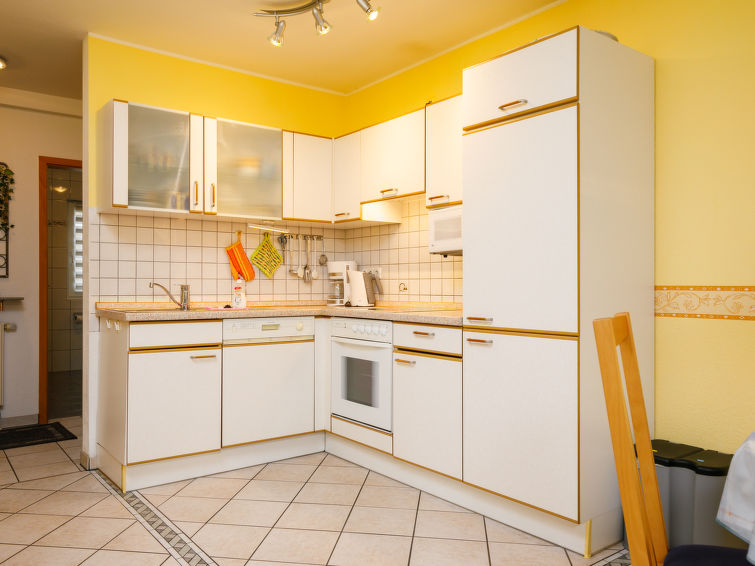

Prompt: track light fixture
[0,56,6,70]
[255,0,380,46]
[356,0,380,21]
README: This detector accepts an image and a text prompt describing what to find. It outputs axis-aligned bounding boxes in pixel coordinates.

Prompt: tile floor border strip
[591,548,630,565]
[93,470,216,566]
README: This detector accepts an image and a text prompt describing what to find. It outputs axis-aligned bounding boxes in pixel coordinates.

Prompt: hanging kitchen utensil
[311,237,320,279]
[250,232,283,278]
[318,236,328,265]
[225,231,255,281]
[303,236,312,281]
[296,236,305,278]
[287,235,297,276]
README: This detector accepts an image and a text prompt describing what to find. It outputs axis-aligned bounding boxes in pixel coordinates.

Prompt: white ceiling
[0,0,556,99]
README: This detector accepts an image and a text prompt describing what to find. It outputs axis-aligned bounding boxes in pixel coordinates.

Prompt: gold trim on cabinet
[426,200,463,210]
[392,348,462,361]
[393,321,462,330]
[584,519,592,558]
[113,98,128,103]
[223,339,314,347]
[392,455,462,482]
[282,217,332,223]
[222,429,325,449]
[360,190,426,205]
[121,465,126,493]
[463,326,579,340]
[331,415,392,436]
[327,431,393,456]
[130,319,220,324]
[112,203,128,208]
[425,93,463,107]
[463,97,579,133]
[127,447,221,466]
[129,344,221,354]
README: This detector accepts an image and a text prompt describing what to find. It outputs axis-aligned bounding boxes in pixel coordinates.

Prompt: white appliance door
[331,337,393,431]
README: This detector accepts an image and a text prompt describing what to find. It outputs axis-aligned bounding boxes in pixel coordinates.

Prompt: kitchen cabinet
[462,26,654,527]
[463,330,578,519]
[332,131,362,222]
[110,101,203,212]
[392,350,462,479]
[222,332,314,447]
[360,108,425,203]
[426,95,463,208]
[282,132,333,222]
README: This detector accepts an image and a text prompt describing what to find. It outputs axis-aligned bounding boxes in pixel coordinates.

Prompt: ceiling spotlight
[312,2,331,35]
[356,0,380,21]
[0,57,6,70]
[268,17,286,46]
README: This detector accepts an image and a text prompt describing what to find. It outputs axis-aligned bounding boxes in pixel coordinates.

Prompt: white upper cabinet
[332,131,362,222]
[282,132,333,222]
[360,108,425,203]
[426,95,463,208]
[112,101,198,212]
[462,28,577,131]
[189,114,204,213]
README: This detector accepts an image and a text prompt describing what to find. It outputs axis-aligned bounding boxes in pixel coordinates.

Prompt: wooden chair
[593,312,748,566]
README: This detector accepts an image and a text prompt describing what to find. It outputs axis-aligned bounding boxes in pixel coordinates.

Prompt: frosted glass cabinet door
[126,103,191,211]
[215,119,282,219]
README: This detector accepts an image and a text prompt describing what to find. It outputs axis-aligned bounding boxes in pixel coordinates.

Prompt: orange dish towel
[225,233,256,281]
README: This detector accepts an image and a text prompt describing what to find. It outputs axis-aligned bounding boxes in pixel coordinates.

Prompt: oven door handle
[331,336,393,349]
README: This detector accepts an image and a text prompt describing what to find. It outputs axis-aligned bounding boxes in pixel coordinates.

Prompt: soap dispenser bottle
[232,277,246,308]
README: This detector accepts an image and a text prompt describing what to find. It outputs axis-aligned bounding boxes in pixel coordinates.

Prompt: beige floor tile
[0,544,25,562]
[277,452,327,466]
[192,523,269,559]
[176,477,248,499]
[57,438,82,449]
[309,466,368,485]
[142,493,171,507]
[214,559,247,566]
[138,479,191,497]
[8,448,69,469]
[1,545,95,566]
[174,521,203,536]
[210,499,288,527]
[104,522,167,553]
[0,470,18,486]
[158,496,228,523]
[21,491,108,516]
[64,447,81,461]
[363,472,409,489]
[6,471,88,491]
[81,496,135,519]
[79,549,168,565]
[276,503,351,531]
[61,474,108,493]
[355,486,419,510]
[0,513,71,545]
[344,506,416,536]
[255,464,317,482]
[0,458,11,471]
[160,558,182,566]
[489,541,570,565]
[566,547,625,566]
[14,461,79,482]
[409,537,489,566]
[0,489,54,513]
[36,516,134,548]
[252,528,339,564]
[235,480,305,502]
[0,511,10,521]
[418,492,471,513]
[320,455,359,467]
[414,510,486,541]
[329,532,412,566]
[210,465,264,479]
[485,517,552,545]
[4,443,62,457]
[294,483,361,506]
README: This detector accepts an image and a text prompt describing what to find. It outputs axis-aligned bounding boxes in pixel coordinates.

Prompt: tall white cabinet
[462,26,654,529]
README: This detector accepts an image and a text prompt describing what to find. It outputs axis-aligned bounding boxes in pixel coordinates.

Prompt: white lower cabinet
[127,347,221,464]
[463,331,579,520]
[222,340,315,447]
[392,351,462,479]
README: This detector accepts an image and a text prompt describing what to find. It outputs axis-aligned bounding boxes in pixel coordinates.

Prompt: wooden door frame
[38,156,82,424]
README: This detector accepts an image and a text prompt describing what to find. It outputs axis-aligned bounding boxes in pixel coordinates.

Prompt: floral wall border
[655,286,755,321]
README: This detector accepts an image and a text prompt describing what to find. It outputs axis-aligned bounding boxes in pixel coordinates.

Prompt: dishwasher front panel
[223,316,315,343]
[222,339,315,446]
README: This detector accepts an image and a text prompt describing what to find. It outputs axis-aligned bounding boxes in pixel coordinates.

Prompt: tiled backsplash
[87,196,462,309]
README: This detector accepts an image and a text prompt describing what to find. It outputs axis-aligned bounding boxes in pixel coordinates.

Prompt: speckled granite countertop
[96,302,463,326]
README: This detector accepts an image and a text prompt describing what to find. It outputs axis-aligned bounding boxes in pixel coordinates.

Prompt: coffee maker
[326,261,357,305]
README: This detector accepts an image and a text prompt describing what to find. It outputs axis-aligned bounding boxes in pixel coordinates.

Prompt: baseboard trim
[0,413,38,428]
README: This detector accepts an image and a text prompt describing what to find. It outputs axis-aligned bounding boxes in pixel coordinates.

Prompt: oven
[331,317,393,431]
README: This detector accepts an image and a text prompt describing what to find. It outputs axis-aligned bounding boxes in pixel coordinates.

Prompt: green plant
[0,161,14,234]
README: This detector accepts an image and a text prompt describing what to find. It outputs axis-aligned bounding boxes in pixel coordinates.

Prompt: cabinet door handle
[334,212,350,217]
[428,194,449,201]
[498,99,528,111]
[190,354,217,360]
[466,338,493,345]
[211,183,216,208]
[194,181,199,206]
[395,358,416,366]
[413,331,435,337]
[380,188,398,196]
[261,323,280,331]
[466,316,493,322]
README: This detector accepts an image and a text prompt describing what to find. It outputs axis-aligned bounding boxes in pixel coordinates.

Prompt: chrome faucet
[149,282,191,310]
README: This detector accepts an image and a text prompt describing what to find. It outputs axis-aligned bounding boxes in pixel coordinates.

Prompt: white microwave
[428,204,462,256]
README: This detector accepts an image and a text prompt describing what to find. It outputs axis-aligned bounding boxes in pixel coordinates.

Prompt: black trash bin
[651,439,702,535]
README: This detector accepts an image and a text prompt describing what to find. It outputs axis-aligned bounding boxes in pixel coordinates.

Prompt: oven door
[331,336,393,431]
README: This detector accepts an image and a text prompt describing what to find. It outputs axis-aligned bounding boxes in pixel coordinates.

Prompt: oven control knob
[296,322,304,331]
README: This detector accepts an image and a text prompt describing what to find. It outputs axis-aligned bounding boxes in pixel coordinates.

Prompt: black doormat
[0,421,76,450]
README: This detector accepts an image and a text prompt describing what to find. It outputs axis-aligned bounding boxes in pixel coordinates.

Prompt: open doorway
[38,157,83,423]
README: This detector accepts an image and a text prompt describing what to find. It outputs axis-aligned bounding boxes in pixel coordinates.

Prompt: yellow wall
[87,0,755,452]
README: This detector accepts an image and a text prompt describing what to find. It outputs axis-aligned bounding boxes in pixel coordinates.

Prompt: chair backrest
[593,312,668,566]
